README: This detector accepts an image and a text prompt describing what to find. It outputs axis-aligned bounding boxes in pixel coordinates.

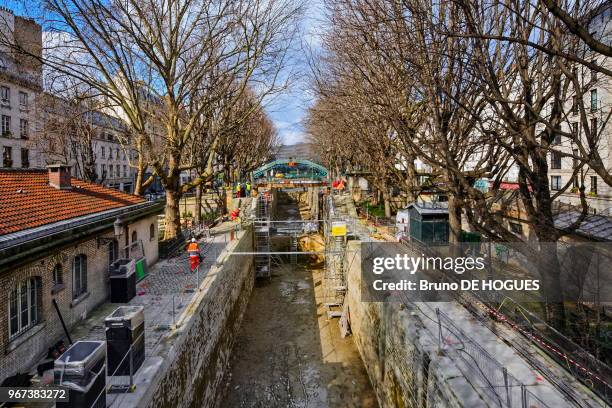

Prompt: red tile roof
[0,169,145,235]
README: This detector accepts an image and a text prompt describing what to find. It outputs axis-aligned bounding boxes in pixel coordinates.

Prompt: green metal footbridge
[252,159,329,186]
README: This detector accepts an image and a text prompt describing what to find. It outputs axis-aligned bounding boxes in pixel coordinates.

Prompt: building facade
[87,111,137,193]
[0,7,42,170]
[0,9,138,193]
[548,4,612,214]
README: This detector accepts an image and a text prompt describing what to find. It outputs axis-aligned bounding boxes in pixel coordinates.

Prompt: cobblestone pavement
[63,222,240,408]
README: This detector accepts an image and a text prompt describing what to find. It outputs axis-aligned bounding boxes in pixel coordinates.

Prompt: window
[591,89,598,111]
[72,255,88,299]
[573,175,579,188]
[131,231,138,244]
[591,118,598,135]
[116,165,120,177]
[2,115,10,136]
[115,148,119,159]
[551,175,562,190]
[591,176,598,194]
[3,146,12,167]
[591,60,597,82]
[18,91,28,108]
[509,222,523,235]
[0,86,9,103]
[9,277,40,339]
[19,119,28,139]
[101,146,105,158]
[52,264,63,286]
[149,223,155,241]
[571,95,578,115]
[571,122,578,138]
[551,151,562,169]
[123,165,127,177]
[21,148,29,168]
[109,165,113,178]
[572,149,578,169]
[108,239,119,266]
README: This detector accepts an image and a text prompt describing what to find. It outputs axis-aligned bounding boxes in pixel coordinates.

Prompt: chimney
[48,164,72,190]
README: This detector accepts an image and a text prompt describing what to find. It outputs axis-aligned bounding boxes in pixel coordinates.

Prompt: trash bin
[109,258,136,303]
[105,306,145,376]
[54,341,106,408]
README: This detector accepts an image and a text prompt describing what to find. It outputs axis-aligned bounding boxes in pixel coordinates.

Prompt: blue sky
[264,0,324,145]
[3,0,324,146]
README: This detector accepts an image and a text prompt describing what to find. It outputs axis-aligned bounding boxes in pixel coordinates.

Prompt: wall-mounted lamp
[97,217,126,247]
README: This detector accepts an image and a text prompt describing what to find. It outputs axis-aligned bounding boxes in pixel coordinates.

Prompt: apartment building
[36,94,137,193]
[548,4,612,214]
[89,111,137,193]
[0,7,42,170]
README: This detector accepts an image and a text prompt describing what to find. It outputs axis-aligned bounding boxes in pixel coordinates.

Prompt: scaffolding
[323,195,349,318]
[254,193,272,279]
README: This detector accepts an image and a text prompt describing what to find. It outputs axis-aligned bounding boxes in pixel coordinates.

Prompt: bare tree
[33,87,104,183]
[16,0,305,239]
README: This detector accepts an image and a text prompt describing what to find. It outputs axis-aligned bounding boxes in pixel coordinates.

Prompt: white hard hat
[191,238,196,243]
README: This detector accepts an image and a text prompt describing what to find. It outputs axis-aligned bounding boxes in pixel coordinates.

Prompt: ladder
[254,193,271,279]
[290,234,298,264]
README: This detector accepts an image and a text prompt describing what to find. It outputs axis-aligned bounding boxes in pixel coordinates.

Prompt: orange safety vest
[187,242,199,257]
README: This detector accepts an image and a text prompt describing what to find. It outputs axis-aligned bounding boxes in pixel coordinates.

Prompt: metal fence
[89,330,146,408]
[398,236,612,407]
[437,309,552,408]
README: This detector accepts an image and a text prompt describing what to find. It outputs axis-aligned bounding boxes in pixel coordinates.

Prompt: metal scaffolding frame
[254,194,272,279]
[323,195,349,319]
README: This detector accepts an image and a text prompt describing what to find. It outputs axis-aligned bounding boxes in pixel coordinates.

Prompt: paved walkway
[38,222,239,407]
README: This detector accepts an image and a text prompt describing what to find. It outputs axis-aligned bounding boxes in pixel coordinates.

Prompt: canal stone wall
[345,240,492,408]
[142,229,254,408]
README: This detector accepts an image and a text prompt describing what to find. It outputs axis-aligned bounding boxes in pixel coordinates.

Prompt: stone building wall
[0,230,114,380]
[0,213,159,381]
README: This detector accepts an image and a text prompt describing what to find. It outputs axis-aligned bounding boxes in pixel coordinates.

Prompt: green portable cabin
[407,202,449,244]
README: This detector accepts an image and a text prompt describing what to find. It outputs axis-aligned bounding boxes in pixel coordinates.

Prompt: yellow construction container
[331,221,347,237]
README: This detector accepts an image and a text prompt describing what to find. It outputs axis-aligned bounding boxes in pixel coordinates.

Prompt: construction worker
[187,238,201,272]
[245,182,251,196]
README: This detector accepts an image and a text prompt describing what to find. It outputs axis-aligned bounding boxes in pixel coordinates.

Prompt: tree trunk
[383,188,391,218]
[405,158,417,203]
[164,189,182,240]
[448,194,462,256]
[537,243,566,330]
[195,185,202,224]
[134,169,145,196]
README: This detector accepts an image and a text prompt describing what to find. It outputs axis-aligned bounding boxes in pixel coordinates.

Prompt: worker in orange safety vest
[187,238,201,272]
